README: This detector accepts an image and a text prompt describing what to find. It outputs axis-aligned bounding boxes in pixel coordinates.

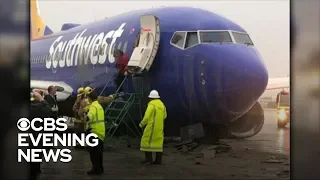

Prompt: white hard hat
[148,90,160,99]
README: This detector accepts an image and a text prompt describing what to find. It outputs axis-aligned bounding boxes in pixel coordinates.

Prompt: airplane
[265,77,289,90]
[30,0,289,139]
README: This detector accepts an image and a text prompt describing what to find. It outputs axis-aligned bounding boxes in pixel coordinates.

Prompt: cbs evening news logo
[17,117,99,163]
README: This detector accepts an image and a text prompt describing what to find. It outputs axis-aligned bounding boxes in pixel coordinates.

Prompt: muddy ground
[39,109,289,179]
[39,141,289,179]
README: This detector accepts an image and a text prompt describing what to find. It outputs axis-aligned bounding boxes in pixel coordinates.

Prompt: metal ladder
[100,73,144,146]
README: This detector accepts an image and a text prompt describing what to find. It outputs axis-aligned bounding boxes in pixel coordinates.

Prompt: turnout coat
[139,99,167,152]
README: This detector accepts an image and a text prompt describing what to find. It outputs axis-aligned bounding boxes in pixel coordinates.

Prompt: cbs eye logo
[17,118,30,131]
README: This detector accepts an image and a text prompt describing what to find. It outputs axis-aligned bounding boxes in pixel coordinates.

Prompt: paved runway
[251,109,290,155]
[226,108,290,155]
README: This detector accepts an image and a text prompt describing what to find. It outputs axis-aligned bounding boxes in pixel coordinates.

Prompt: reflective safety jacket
[87,100,105,141]
[139,99,167,152]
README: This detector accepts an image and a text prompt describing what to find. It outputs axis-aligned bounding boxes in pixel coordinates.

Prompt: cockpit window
[171,32,186,48]
[199,31,232,43]
[185,32,199,48]
[170,30,254,50]
[232,32,254,45]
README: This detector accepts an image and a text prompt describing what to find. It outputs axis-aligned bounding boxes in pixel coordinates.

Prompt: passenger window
[185,32,199,48]
[171,32,186,48]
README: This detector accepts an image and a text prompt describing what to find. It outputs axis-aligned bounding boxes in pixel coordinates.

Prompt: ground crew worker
[83,88,105,175]
[44,85,59,119]
[29,92,52,178]
[72,87,86,148]
[139,90,167,165]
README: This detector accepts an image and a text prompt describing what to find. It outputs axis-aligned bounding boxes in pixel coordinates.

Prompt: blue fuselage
[31,7,268,131]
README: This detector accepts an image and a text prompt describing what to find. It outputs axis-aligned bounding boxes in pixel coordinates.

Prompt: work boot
[152,152,162,165]
[140,152,152,164]
[87,168,103,175]
[87,169,95,175]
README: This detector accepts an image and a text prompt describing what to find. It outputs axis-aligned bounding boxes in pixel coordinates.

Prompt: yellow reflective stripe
[140,146,163,152]
[140,146,163,150]
[73,119,83,123]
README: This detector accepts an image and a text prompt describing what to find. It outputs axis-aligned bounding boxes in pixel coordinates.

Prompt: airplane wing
[30,80,74,101]
[266,77,290,90]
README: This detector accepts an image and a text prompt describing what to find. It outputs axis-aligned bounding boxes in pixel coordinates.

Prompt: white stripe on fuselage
[46,23,126,69]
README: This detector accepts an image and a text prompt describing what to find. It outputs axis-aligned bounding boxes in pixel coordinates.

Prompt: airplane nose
[198,44,268,121]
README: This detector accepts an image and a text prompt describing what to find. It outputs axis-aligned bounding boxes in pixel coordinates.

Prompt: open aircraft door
[127,15,160,74]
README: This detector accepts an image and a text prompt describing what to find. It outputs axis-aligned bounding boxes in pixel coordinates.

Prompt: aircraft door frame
[127,15,161,74]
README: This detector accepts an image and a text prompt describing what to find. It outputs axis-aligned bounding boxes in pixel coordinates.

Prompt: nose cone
[197,44,268,122]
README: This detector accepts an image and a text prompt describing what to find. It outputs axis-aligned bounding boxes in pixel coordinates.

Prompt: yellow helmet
[84,86,94,95]
[77,87,84,96]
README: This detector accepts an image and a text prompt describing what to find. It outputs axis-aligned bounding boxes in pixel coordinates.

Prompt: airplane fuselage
[31,7,268,136]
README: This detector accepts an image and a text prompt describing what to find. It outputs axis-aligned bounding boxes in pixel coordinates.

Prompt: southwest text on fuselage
[45,23,126,69]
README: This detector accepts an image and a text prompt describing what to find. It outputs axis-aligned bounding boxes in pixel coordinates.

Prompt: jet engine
[228,102,265,139]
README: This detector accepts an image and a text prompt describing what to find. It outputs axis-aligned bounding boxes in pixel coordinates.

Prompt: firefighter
[139,90,167,165]
[78,86,93,136]
[73,87,85,117]
[72,87,86,148]
[83,88,105,175]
